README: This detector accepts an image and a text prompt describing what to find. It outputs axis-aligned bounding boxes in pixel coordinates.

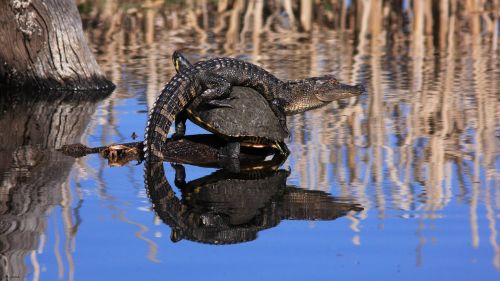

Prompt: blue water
[2,3,500,280]
[21,76,498,280]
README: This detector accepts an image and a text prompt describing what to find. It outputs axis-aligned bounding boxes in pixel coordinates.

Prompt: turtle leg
[200,74,233,108]
[217,141,241,172]
[167,163,188,243]
[270,98,289,136]
[219,141,240,159]
[172,110,188,140]
[218,157,241,173]
[172,163,187,188]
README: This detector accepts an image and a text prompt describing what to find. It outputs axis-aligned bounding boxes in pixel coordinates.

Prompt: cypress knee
[0,0,114,91]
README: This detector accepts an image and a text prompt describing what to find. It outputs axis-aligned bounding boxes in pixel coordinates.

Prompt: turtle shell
[186,86,288,143]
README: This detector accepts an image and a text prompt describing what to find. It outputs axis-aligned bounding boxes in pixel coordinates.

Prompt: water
[1,1,500,280]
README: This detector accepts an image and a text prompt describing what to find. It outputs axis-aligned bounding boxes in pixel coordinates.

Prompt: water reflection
[0,90,108,281]
[145,161,362,245]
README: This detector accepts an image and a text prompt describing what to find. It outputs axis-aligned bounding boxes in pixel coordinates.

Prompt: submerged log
[59,134,284,169]
[0,0,114,91]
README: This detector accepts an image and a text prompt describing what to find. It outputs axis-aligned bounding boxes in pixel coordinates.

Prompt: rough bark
[0,90,104,280]
[0,0,114,91]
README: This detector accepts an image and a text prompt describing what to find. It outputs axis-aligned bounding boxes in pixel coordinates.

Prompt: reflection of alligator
[144,52,365,163]
[144,162,363,245]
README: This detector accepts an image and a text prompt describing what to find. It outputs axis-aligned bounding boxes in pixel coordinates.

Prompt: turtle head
[172,50,193,74]
[304,75,365,102]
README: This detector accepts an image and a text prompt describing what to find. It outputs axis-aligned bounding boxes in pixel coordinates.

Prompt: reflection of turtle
[171,51,364,157]
[171,165,287,244]
[144,161,363,245]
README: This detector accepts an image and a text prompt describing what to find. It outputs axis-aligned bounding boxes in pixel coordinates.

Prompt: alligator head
[312,75,363,101]
[284,75,365,114]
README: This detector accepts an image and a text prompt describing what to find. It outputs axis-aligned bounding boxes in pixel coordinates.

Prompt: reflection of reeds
[77,0,500,268]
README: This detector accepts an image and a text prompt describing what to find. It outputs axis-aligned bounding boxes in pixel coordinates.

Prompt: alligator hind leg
[200,74,233,108]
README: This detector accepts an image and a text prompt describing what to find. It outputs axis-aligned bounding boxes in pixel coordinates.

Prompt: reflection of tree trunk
[224,0,244,52]
[283,0,296,29]
[300,0,312,31]
[0,0,113,90]
[252,0,264,57]
[0,91,104,280]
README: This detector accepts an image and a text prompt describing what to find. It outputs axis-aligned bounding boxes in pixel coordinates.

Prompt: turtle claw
[274,141,290,156]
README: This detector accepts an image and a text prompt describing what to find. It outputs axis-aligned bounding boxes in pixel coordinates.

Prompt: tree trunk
[0,90,104,280]
[0,0,114,91]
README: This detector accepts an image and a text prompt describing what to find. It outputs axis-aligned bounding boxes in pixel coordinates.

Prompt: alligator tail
[143,73,196,163]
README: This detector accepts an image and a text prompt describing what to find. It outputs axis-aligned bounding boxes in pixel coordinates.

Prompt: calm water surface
[1,2,500,281]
